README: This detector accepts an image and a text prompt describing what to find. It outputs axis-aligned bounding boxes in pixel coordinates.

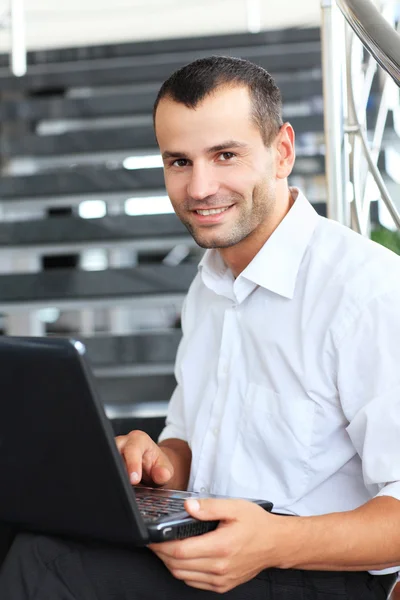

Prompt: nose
[187,163,219,201]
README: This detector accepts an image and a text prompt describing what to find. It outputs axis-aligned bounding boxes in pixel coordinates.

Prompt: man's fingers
[114,435,126,453]
[124,443,147,483]
[151,553,225,576]
[151,464,174,485]
[115,430,173,485]
[167,565,230,594]
[171,569,220,585]
[116,431,152,482]
[180,580,220,593]
[149,528,225,560]
[115,435,141,482]
[184,498,245,521]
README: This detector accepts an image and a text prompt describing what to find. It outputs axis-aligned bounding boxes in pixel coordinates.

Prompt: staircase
[0,25,389,437]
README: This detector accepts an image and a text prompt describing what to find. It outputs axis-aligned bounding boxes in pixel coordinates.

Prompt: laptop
[0,336,273,545]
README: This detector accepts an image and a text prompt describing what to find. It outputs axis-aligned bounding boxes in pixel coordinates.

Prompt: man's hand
[150,495,400,593]
[149,498,290,594]
[115,430,174,487]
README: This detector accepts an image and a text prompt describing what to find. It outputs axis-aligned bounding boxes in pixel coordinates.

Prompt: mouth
[190,204,234,225]
[194,206,232,216]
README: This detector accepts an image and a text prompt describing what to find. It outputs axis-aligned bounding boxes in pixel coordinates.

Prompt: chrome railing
[337,0,400,86]
[321,0,400,234]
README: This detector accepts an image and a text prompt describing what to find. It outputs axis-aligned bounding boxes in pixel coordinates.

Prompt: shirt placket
[193,307,237,494]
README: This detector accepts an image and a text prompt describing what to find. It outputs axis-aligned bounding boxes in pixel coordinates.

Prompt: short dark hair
[153,55,283,146]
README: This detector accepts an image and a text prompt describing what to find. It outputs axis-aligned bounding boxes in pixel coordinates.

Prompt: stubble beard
[175,183,276,250]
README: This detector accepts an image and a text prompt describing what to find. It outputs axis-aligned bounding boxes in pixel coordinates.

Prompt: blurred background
[0,0,398,439]
[0,0,321,50]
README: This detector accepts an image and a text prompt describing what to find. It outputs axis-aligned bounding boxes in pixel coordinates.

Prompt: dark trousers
[0,532,396,600]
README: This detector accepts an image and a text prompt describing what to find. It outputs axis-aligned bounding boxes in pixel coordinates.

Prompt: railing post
[10,0,26,77]
[320,0,350,226]
[246,0,261,33]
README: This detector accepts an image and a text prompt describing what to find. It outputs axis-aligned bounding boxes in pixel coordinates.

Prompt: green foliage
[371,227,400,255]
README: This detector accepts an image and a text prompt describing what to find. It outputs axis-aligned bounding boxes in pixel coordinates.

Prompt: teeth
[196,207,230,216]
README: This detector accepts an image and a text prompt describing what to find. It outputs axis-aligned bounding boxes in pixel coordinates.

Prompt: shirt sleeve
[336,286,400,501]
[157,298,188,444]
[157,384,187,444]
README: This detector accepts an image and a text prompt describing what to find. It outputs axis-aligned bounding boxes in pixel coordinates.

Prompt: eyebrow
[207,140,248,153]
[162,140,248,160]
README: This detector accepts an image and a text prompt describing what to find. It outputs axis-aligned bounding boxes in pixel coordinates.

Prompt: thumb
[184,498,240,521]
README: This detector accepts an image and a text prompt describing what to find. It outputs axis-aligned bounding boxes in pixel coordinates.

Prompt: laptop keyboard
[136,494,187,522]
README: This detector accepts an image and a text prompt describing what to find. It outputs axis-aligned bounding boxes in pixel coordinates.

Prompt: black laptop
[0,336,273,545]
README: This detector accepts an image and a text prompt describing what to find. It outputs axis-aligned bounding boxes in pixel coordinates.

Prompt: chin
[192,238,217,249]
[193,236,239,249]
[186,222,242,249]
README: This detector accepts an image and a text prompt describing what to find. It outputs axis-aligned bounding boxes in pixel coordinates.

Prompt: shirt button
[200,487,208,493]
[212,427,219,436]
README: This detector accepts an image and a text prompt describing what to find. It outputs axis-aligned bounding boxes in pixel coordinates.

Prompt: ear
[274,123,296,180]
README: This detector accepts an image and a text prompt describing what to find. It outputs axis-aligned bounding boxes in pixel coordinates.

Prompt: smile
[195,206,231,216]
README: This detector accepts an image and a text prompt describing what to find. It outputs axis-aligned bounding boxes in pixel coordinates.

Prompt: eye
[219,152,235,161]
[172,158,189,167]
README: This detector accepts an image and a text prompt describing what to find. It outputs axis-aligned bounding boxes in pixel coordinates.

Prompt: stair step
[0,74,324,121]
[81,330,181,367]
[0,41,321,91]
[0,264,197,308]
[0,213,187,248]
[0,28,321,69]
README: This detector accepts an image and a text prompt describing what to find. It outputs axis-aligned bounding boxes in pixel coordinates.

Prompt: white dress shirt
[159,188,400,570]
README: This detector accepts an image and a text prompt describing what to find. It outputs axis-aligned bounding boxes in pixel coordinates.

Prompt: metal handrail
[336,0,400,87]
[321,0,400,233]
[345,28,400,231]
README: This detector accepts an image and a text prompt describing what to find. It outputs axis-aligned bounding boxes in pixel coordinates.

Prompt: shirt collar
[199,188,320,301]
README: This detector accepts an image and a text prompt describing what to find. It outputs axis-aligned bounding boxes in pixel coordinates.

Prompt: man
[1,56,400,600]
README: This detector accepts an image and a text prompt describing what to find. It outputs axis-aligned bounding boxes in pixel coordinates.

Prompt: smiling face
[155,85,295,270]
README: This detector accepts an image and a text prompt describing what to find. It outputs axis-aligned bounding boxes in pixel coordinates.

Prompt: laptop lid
[0,336,151,546]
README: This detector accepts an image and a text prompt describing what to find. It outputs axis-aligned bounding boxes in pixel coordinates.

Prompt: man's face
[155,85,279,249]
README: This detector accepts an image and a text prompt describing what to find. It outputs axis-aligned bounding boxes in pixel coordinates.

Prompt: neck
[218,186,293,278]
